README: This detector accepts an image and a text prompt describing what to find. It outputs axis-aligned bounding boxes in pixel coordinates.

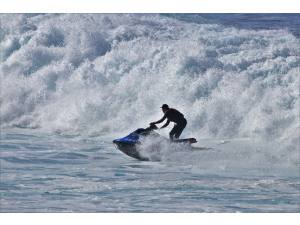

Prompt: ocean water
[0,14,299,212]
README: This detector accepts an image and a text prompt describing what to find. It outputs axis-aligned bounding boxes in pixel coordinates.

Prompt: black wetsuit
[166,108,187,139]
[155,108,187,140]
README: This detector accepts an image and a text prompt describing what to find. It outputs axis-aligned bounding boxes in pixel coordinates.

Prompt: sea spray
[0,14,299,148]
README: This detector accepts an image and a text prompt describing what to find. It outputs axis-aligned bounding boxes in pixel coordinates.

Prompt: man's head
[161,104,169,113]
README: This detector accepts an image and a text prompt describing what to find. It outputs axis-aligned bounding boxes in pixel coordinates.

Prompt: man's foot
[189,138,197,144]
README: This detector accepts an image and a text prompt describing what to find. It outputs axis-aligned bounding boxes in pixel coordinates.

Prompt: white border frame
[1,0,299,224]
[1,213,300,225]
[1,0,300,13]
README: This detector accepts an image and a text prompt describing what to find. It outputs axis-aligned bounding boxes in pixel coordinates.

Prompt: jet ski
[113,124,197,161]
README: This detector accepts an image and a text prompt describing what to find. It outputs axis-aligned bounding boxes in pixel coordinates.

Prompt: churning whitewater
[0,14,299,212]
[1,14,299,140]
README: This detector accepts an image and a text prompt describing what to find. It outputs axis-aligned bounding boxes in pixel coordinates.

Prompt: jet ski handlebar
[148,123,158,130]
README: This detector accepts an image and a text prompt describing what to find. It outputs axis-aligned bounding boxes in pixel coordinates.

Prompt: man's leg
[174,120,187,139]
[169,125,177,140]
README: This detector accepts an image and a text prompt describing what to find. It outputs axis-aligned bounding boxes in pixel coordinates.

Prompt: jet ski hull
[113,140,149,161]
[113,125,197,161]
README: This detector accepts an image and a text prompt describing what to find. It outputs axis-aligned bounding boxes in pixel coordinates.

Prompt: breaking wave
[1,14,299,152]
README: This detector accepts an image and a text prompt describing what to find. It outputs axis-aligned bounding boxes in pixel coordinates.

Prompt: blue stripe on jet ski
[113,133,139,144]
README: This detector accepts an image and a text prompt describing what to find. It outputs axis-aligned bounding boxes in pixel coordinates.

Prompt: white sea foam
[1,14,299,152]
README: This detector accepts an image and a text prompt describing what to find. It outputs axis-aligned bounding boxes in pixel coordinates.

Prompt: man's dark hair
[161,104,169,109]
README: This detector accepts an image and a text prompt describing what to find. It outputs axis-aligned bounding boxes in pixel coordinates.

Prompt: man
[150,104,187,140]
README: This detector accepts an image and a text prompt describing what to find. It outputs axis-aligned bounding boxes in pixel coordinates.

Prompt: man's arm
[151,114,166,125]
[160,119,170,129]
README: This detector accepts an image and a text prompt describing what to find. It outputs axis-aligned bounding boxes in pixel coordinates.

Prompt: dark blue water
[164,14,300,38]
